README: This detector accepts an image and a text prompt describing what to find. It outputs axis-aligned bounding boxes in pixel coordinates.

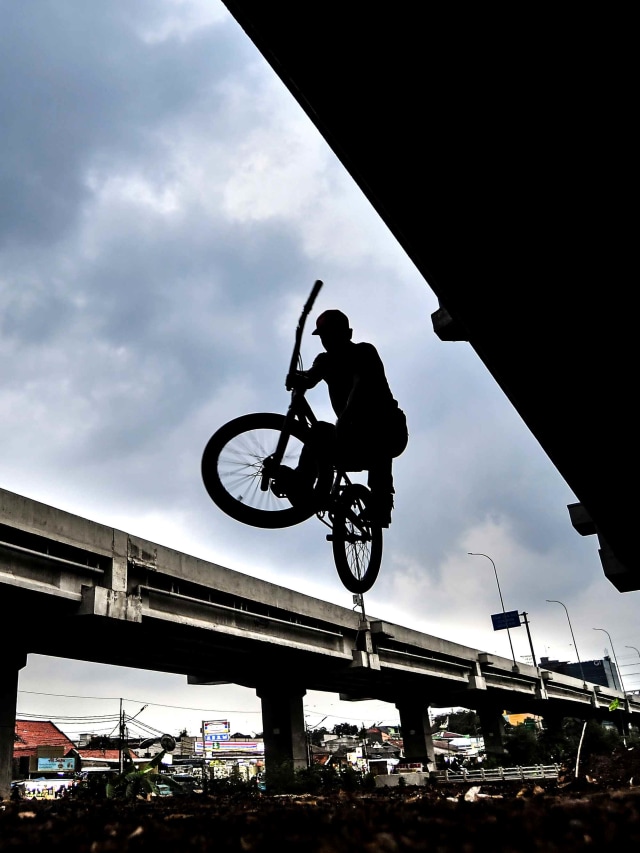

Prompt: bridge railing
[433,764,561,783]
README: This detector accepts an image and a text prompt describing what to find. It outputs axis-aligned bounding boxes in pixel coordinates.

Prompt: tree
[433,710,480,736]
[333,723,358,738]
[308,726,328,746]
[503,724,545,765]
[86,735,118,750]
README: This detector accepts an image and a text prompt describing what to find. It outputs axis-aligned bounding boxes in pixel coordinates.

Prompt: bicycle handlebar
[286,279,323,388]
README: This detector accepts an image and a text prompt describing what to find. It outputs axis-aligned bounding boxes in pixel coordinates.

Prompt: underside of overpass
[221,3,636,591]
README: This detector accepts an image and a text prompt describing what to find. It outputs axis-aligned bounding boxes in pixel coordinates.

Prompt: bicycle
[201,280,383,594]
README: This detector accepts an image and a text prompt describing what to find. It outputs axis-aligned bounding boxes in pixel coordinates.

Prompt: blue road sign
[491,610,521,631]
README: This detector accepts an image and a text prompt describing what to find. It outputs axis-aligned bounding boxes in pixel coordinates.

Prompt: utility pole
[520,612,537,667]
[119,698,124,775]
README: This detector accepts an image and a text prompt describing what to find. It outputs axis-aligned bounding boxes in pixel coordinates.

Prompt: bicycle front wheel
[201,412,319,529]
[332,484,383,593]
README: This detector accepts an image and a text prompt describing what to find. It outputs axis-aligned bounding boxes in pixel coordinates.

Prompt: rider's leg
[275,421,335,507]
[335,418,394,526]
[300,421,335,483]
[367,458,395,527]
[365,409,407,526]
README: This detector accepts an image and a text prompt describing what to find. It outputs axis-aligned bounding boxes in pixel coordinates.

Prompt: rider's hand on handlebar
[286,371,308,392]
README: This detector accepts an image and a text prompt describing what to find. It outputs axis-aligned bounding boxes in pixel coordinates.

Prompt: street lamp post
[626,646,640,693]
[546,599,586,683]
[594,628,628,746]
[593,628,626,695]
[468,552,516,668]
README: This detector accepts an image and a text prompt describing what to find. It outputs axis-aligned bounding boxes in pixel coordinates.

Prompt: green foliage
[574,719,622,760]
[338,765,361,792]
[333,722,359,738]
[503,724,546,765]
[262,760,374,795]
[433,710,480,736]
[308,726,328,746]
[498,716,628,768]
[103,750,172,800]
[626,727,640,748]
[86,735,118,750]
[204,773,261,798]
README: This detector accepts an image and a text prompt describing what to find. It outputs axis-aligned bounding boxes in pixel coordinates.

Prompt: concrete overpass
[1,487,636,798]
[220,3,636,591]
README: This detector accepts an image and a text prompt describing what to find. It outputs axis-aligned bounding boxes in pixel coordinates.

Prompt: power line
[15,712,121,723]
[18,690,262,714]
[17,690,404,730]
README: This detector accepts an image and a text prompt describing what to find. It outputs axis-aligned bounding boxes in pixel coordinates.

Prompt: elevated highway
[1,487,636,798]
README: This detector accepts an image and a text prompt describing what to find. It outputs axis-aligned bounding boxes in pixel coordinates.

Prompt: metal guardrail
[434,764,561,783]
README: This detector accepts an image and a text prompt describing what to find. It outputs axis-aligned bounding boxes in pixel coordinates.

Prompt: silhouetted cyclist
[279,309,408,526]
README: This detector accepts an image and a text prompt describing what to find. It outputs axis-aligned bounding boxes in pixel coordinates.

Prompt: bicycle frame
[261,385,363,529]
[258,390,315,490]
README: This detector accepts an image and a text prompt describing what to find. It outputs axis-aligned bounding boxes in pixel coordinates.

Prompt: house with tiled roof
[13,720,77,779]
[365,726,401,743]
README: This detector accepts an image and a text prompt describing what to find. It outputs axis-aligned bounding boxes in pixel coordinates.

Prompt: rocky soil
[2,751,638,851]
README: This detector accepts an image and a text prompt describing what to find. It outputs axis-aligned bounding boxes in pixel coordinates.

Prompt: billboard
[37,757,76,772]
[206,741,263,753]
[491,610,521,631]
[202,720,230,757]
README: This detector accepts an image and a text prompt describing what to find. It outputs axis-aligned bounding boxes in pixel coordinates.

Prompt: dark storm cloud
[0,2,243,248]
[0,1,308,472]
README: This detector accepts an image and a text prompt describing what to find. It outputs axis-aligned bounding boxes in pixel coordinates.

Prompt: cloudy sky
[4,1,638,742]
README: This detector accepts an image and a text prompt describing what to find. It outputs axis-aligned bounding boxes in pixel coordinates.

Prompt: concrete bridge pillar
[395,699,436,771]
[256,683,307,773]
[0,650,27,801]
[477,706,508,761]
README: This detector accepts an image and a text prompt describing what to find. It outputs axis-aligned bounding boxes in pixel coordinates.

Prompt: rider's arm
[286,355,325,391]
[286,370,315,391]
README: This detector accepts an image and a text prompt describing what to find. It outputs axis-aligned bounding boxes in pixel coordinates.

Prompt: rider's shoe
[364,493,394,528]
[269,465,290,499]
[271,465,313,509]
[270,465,296,500]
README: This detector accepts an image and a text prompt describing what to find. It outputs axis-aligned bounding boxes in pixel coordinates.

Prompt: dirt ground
[2,751,638,851]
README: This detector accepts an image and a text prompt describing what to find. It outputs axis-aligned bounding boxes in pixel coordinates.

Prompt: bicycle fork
[326,484,373,543]
[260,391,314,492]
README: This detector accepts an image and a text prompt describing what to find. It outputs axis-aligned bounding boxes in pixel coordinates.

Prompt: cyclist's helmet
[312,309,350,335]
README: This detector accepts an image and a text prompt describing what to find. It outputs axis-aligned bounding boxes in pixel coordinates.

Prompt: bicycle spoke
[332,484,382,593]
[217,428,302,512]
[202,413,325,529]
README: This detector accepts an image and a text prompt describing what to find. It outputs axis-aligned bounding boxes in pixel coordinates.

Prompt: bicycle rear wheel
[202,412,321,529]
[332,484,383,593]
